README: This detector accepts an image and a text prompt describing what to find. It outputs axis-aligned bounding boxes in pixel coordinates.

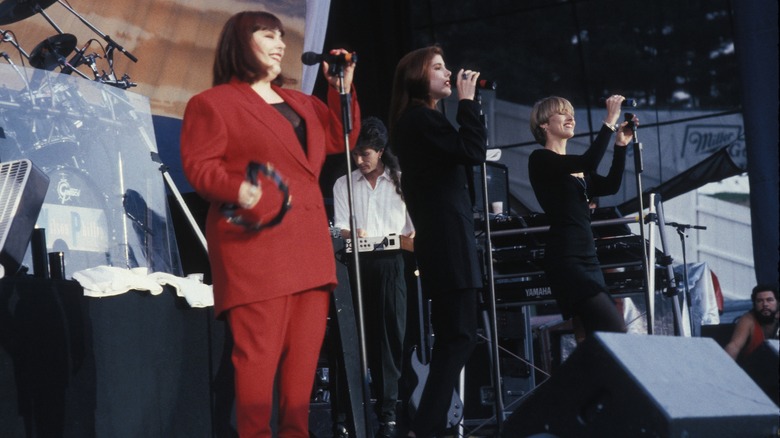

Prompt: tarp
[617,142,744,215]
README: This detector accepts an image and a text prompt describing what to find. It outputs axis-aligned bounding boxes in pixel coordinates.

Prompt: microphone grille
[301,52,320,66]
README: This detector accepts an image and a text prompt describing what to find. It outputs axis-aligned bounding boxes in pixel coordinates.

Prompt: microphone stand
[332,61,371,438]
[475,88,505,434]
[667,220,707,336]
[627,114,655,334]
[648,195,685,335]
[55,0,138,64]
[0,51,36,105]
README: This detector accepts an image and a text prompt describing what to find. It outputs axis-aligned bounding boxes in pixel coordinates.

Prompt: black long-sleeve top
[528,125,627,259]
[393,99,487,293]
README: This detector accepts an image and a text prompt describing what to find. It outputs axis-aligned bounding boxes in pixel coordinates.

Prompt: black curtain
[732,0,779,286]
[317,0,414,203]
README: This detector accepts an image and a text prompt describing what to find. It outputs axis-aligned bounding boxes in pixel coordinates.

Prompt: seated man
[725,284,779,360]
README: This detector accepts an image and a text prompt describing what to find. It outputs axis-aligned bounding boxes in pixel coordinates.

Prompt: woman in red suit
[180,11,360,437]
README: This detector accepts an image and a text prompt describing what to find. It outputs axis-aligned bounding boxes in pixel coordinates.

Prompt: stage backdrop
[0,0,328,118]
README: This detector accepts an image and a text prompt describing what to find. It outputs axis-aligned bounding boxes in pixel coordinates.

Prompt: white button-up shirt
[333,168,414,237]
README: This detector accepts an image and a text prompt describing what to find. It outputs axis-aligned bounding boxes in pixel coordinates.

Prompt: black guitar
[408,346,463,428]
[407,269,463,429]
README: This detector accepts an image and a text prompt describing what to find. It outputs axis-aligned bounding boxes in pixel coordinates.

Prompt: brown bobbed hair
[388,45,444,137]
[529,96,575,146]
[212,11,293,87]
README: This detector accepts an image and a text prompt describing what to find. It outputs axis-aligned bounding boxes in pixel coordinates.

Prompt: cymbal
[0,0,57,25]
[29,33,77,70]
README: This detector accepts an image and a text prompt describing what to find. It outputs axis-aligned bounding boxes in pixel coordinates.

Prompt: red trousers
[228,289,330,437]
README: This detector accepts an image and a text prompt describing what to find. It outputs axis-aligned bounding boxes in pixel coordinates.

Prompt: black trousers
[410,288,478,437]
[362,251,408,422]
[331,251,408,426]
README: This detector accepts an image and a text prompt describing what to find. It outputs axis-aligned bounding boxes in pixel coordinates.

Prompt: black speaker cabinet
[740,339,779,406]
[502,332,779,437]
[0,159,49,275]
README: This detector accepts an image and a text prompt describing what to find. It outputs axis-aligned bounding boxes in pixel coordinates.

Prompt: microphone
[599,97,638,107]
[477,79,497,90]
[666,221,707,230]
[301,51,357,66]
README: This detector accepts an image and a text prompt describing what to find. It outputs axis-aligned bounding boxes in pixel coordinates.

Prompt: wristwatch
[603,121,618,132]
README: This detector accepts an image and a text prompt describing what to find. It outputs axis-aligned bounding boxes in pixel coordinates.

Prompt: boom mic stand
[667,220,707,336]
[331,60,371,438]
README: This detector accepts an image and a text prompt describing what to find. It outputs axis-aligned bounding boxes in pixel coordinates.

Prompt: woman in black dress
[389,45,487,438]
[528,95,635,341]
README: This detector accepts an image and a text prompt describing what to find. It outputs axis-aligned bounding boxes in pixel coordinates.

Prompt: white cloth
[73,266,214,308]
[333,168,414,237]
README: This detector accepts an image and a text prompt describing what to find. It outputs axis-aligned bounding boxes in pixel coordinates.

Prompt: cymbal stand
[28,6,92,79]
[32,4,64,35]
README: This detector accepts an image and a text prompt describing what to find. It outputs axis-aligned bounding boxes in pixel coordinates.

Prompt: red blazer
[180,80,360,315]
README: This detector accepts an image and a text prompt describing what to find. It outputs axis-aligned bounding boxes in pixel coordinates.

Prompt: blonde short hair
[529,96,574,145]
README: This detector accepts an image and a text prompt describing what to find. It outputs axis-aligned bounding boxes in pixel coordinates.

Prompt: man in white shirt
[333,117,414,438]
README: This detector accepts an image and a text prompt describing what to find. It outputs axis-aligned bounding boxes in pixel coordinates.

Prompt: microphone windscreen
[301,52,321,66]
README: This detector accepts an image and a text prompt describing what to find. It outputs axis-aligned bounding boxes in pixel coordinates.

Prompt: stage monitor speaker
[502,332,779,438]
[0,159,49,275]
[740,339,779,406]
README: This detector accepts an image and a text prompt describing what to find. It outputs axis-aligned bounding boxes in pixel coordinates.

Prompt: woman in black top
[528,95,635,341]
[389,45,487,438]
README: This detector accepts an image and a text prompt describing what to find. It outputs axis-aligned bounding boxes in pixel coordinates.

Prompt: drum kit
[0,1,182,276]
[1,0,137,87]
